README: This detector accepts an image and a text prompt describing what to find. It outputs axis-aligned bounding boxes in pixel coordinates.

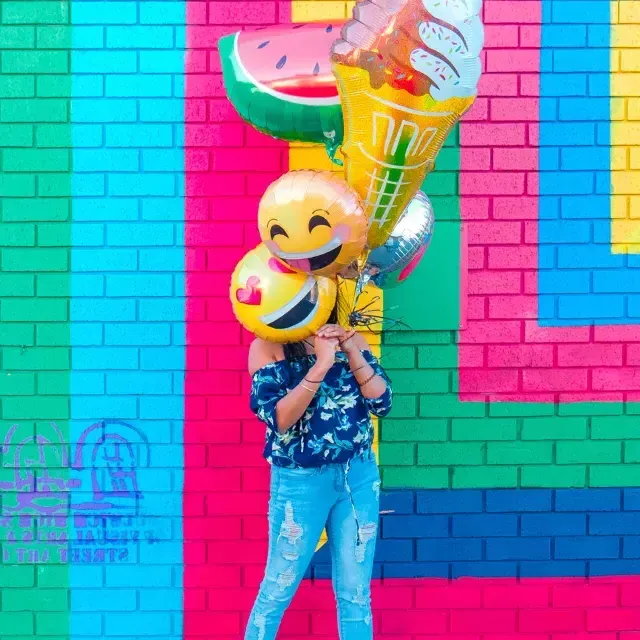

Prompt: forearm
[345,349,388,399]
[274,362,330,433]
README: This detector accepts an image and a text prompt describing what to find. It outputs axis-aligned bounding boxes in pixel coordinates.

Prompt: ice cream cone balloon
[332,0,484,248]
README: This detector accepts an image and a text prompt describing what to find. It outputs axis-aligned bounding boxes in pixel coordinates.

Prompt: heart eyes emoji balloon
[258,170,368,277]
[230,243,337,343]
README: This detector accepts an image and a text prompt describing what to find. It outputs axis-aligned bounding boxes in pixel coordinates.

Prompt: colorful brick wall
[3,0,640,638]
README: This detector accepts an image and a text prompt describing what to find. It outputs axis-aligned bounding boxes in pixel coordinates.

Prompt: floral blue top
[250,350,393,468]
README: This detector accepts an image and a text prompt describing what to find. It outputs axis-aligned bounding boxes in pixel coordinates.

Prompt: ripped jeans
[245,452,380,640]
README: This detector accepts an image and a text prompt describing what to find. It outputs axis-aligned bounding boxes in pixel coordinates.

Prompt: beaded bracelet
[358,373,377,388]
[300,383,317,393]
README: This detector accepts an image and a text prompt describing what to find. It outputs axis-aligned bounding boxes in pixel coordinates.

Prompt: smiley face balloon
[258,170,368,277]
[230,243,337,343]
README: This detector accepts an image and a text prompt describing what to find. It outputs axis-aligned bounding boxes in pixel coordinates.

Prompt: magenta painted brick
[461,123,526,146]
[587,609,640,632]
[491,98,539,122]
[380,610,448,634]
[523,322,591,344]
[450,610,517,633]
[487,344,553,368]
[488,246,537,269]
[484,1,541,24]
[557,344,624,367]
[186,123,244,146]
[483,584,550,608]
[415,585,482,609]
[186,173,246,196]
[458,369,519,393]
[185,222,244,246]
[462,172,526,196]
[468,271,521,295]
[487,50,540,73]
[520,610,584,633]
[465,98,489,121]
[467,296,487,320]
[594,326,640,342]
[460,148,491,171]
[493,148,537,172]
[212,148,283,172]
[187,2,207,24]
[488,295,538,319]
[467,221,523,245]
[459,345,485,367]
[467,247,486,269]
[185,99,208,122]
[552,584,619,607]
[208,1,277,24]
[478,73,519,97]
[462,198,490,219]
[484,25,519,48]
[493,197,538,220]
[458,321,521,344]
[522,368,589,393]
[626,345,640,364]
[592,368,640,391]
[209,197,261,221]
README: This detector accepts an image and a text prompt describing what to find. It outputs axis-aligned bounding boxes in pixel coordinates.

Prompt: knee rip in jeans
[353,585,368,607]
[355,521,377,564]
[276,566,296,591]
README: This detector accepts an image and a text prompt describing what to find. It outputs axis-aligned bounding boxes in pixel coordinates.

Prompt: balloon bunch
[221,0,484,343]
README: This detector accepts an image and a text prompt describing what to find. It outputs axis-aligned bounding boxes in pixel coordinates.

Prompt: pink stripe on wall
[459,3,640,402]
[183,1,290,634]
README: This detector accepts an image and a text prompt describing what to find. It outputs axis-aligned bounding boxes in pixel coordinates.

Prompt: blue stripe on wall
[309,488,640,579]
[70,2,185,637]
[537,0,640,326]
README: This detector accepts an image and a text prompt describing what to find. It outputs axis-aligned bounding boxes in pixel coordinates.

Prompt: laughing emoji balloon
[230,243,337,343]
[258,170,368,277]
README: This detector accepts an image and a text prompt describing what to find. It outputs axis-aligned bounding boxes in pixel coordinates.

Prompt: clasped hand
[314,324,357,369]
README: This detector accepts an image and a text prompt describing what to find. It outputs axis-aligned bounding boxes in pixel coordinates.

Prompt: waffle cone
[333,63,474,248]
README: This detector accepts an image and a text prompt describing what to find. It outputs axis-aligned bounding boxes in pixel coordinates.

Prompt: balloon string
[348,295,411,333]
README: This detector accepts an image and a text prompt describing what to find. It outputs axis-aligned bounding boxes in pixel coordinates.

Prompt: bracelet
[300,383,317,394]
[359,373,377,388]
[350,364,367,374]
[304,377,323,384]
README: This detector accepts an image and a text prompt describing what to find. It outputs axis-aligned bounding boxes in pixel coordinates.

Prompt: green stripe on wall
[0,1,70,636]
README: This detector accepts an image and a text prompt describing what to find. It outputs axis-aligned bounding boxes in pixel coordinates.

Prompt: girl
[245,302,393,639]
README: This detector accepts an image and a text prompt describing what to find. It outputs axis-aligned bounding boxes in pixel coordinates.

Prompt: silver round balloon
[363,192,435,290]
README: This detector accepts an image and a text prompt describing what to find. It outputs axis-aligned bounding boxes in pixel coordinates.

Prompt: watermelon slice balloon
[218,23,345,163]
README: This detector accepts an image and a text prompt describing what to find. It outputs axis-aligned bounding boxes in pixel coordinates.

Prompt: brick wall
[3,0,640,638]
[199,0,640,637]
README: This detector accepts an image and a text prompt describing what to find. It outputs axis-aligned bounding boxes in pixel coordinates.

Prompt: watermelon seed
[313,62,320,75]
[326,25,333,32]
[276,55,287,69]
[258,40,270,49]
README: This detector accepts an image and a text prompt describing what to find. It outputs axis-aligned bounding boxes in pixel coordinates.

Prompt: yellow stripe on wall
[290,0,382,552]
[611,1,640,253]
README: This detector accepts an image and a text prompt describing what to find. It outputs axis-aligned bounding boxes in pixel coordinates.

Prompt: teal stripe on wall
[70,1,185,636]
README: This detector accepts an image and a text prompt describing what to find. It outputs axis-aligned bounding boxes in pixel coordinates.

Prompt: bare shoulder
[248,338,285,376]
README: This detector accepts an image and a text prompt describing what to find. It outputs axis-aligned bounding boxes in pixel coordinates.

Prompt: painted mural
[1,0,640,637]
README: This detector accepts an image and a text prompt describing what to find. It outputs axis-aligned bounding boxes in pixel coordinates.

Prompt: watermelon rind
[219,32,344,162]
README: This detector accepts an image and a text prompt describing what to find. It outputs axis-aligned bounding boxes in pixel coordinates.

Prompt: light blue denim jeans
[245,452,380,640]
